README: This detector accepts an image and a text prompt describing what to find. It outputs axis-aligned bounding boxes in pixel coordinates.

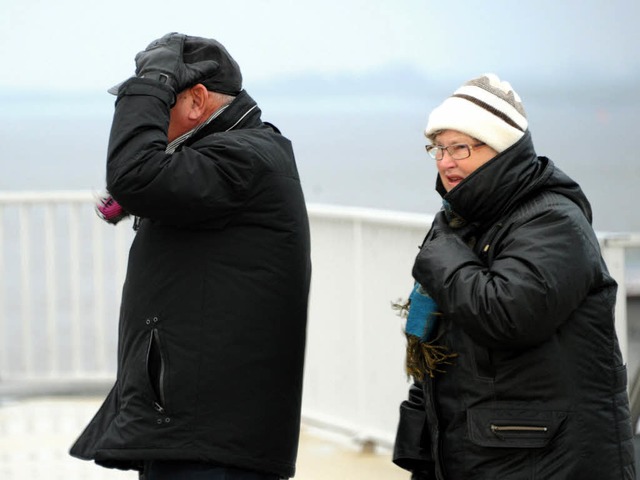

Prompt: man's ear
[187,84,210,121]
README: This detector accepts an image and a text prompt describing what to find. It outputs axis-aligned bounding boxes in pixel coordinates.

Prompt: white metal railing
[0,191,132,382]
[0,191,639,446]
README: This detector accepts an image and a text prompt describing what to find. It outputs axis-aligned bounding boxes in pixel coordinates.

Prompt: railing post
[92,215,107,374]
[0,206,4,378]
[68,203,82,376]
[18,205,33,375]
[352,218,366,442]
[601,238,629,364]
[44,204,58,375]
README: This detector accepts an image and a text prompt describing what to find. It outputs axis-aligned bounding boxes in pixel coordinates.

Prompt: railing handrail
[2,190,640,239]
[0,190,97,203]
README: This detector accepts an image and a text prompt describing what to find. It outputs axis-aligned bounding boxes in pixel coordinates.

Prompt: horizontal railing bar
[307,202,433,228]
[600,233,640,248]
[2,193,639,246]
[0,190,95,203]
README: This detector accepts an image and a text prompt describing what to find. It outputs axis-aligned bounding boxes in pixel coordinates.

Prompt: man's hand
[134,33,219,94]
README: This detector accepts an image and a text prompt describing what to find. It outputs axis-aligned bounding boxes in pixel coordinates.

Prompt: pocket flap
[467,407,567,448]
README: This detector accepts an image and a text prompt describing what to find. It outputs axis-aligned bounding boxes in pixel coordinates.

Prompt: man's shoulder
[195,124,292,156]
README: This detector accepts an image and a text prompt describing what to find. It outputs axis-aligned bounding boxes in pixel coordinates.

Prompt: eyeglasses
[425,143,486,161]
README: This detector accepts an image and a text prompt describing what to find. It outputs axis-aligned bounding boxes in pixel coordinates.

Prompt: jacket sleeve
[393,382,436,476]
[412,203,605,349]
[105,78,255,227]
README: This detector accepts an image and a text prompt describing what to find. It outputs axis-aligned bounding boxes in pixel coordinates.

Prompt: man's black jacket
[71,81,311,479]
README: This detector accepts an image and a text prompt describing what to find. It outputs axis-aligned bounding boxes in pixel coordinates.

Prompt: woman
[393,74,635,479]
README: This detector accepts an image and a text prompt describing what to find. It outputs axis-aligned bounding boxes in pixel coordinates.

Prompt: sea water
[2,90,638,232]
[1,90,639,281]
[0,89,639,377]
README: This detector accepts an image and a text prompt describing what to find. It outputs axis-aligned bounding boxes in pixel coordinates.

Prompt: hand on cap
[134,32,219,96]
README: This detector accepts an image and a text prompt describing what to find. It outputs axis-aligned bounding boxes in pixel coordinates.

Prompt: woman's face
[433,130,498,192]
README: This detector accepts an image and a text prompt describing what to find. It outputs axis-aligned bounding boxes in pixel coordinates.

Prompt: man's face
[167,91,194,142]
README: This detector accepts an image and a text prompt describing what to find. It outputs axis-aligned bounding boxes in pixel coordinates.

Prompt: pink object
[96,194,129,224]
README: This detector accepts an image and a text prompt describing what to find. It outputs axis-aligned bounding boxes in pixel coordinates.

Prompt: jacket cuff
[410,468,437,480]
[115,77,176,107]
[393,402,433,472]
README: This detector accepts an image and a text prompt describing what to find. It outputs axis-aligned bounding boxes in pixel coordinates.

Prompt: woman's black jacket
[393,132,635,479]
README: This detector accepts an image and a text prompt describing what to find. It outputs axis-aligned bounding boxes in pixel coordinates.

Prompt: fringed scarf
[393,283,458,380]
[393,200,468,380]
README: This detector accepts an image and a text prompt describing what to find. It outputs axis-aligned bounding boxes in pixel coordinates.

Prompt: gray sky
[1,0,637,92]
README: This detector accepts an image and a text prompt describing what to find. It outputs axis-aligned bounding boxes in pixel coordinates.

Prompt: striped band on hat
[425,73,528,153]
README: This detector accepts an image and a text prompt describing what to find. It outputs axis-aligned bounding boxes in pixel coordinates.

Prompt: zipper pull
[153,401,165,414]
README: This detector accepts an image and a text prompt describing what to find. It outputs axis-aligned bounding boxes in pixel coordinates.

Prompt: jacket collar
[437,130,553,226]
[186,90,262,145]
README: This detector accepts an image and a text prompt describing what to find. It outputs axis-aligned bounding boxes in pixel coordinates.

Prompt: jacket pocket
[468,407,567,448]
[146,328,168,414]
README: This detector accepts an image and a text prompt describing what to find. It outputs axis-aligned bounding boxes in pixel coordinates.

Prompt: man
[392,74,635,479]
[70,33,312,480]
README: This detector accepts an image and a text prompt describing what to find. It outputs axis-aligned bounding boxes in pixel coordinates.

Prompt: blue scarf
[401,282,457,380]
[398,201,460,380]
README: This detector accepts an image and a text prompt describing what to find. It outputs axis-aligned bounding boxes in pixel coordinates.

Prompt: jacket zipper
[491,424,548,433]
[147,328,167,413]
[477,222,503,262]
[428,379,447,479]
[153,329,166,408]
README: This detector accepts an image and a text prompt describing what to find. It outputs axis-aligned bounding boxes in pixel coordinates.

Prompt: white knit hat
[425,73,528,153]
